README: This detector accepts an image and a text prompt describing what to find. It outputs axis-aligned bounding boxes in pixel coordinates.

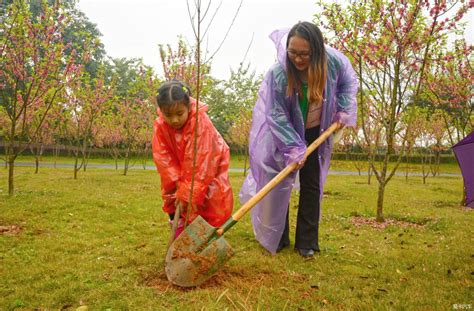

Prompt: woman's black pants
[279,126,321,251]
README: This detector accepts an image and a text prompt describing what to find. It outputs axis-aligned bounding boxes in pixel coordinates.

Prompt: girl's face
[287,35,312,72]
[161,102,189,130]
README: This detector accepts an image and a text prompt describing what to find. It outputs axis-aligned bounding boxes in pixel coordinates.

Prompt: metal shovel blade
[165,216,234,287]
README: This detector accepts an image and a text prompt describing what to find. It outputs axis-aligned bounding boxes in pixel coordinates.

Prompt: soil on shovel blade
[168,224,234,285]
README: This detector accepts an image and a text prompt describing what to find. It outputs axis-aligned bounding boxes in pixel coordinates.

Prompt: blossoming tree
[1,1,81,194]
[317,0,471,221]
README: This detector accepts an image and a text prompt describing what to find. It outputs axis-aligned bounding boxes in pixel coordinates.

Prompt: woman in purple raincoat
[239,22,358,257]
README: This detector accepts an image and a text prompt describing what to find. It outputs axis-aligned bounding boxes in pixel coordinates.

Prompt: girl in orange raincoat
[152,80,233,237]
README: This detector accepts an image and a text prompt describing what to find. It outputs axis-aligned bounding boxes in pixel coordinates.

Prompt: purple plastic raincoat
[452,131,474,208]
[239,28,358,254]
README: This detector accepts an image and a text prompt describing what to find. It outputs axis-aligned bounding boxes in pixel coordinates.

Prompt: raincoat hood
[269,27,291,70]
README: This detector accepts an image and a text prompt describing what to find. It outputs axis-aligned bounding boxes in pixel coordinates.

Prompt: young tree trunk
[367,160,372,185]
[32,143,44,174]
[461,186,467,206]
[435,152,440,176]
[354,154,363,176]
[35,155,39,174]
[123,147,130,176]
[73,143,85,180]
[8,155,15,195]
[53,145,60,169]
[83,143,90,172]
[431,150,440,177]
[405,154,410,182]
[108,148,119,170]
[376,180,386,222]
[74,153,79,180]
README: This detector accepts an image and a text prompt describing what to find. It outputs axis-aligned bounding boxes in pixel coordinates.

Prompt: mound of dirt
[143,266,273,292]
[351,216,425,229]
[0,225,22,236]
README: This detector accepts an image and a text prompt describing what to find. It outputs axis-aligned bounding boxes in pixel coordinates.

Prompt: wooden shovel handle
[232,122,340,222]
[167,202,182,251]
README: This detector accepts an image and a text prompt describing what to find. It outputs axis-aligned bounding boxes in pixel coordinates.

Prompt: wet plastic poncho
[239,28,358,253]
[152,99,233,227]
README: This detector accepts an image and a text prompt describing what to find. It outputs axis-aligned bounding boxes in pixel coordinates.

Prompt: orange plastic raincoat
[152,98,233,227]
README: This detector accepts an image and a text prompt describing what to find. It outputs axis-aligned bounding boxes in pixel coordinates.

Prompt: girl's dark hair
[156,80,191,109]
[286,22,327,105]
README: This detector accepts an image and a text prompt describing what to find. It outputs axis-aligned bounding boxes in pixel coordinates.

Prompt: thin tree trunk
[33,143,43,174]
[405,154,410,182]
[376,180,386,222]
[461,186,466,206]
[8,155,15,195]
[29,145,39,174]
[74,153,79,180]
[123,147,130,176]
[367,159,372,185]
[431,150,440,177]
[436,152,441,176]
[53,145,59,169]
[82,142,90,172]
[355,154,362,176]
[124,158,129,176]
[35,155,39,174]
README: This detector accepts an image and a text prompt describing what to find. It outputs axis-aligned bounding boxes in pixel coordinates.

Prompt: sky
[77,0,320,80]
[77,0,474,81]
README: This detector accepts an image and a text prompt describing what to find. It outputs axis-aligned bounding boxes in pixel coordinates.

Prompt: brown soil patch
[143,266,274,292]
[0,225,22,236]
[351,216,424,229]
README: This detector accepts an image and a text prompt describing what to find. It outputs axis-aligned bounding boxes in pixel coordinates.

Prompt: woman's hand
[333,122,345,145]
[293,159,306,172]
[336,121,345,130]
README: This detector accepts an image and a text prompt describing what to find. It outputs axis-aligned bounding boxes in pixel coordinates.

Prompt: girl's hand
[175,200,184,209]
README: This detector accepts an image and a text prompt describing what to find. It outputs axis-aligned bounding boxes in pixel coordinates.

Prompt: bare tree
[183,0,242,224]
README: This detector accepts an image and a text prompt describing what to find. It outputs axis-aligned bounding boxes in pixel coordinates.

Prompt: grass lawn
[0,165,472,310]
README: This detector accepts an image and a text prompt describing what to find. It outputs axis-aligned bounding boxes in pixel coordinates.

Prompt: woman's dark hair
[156,80,191,109]
[286,22,327,105]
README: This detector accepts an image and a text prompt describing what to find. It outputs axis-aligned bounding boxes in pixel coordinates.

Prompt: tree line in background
[1,0,472,219]
[317,0,472,218]
[0,0,260,195]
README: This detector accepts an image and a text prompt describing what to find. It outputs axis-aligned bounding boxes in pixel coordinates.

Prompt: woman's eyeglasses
[287,49,312,60]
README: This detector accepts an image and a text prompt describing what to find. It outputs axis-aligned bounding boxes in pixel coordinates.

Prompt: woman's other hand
[293,159,306,171]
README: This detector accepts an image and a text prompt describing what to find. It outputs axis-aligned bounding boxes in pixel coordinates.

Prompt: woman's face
[287,36,312,72]
[161,102,189,130]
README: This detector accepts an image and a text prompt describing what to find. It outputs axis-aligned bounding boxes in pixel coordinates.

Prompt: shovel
[165,122,340,287]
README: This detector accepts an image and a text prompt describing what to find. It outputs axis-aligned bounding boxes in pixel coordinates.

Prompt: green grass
[1,165,472,310]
